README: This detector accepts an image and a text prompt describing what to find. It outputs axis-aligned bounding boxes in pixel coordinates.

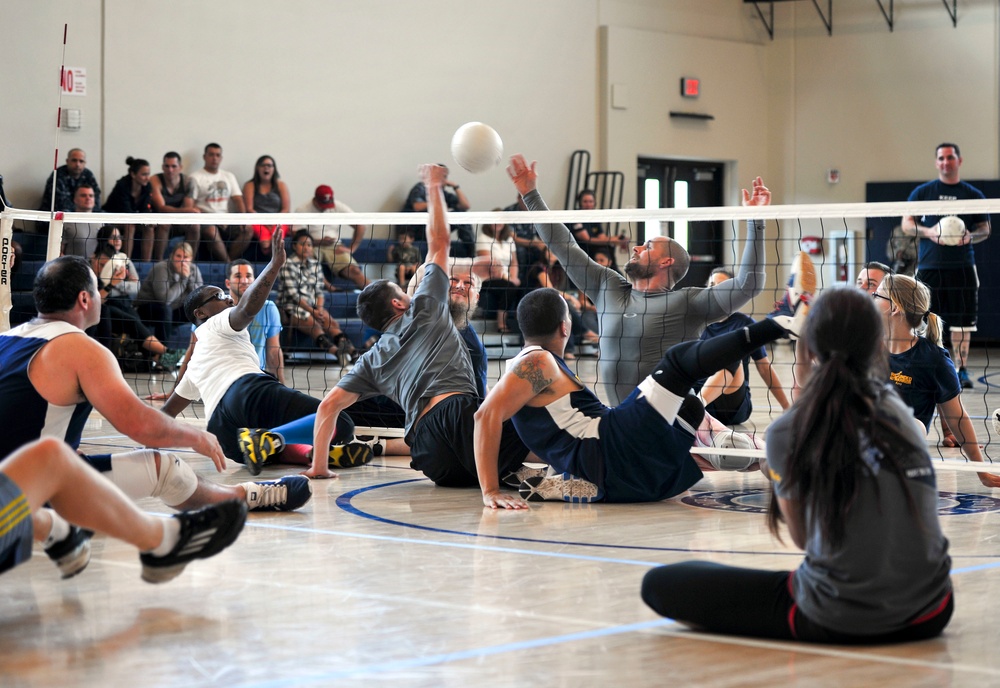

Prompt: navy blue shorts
[0,473,33,575]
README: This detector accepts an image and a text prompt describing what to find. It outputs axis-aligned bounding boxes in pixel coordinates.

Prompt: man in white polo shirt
[293,185,369,289]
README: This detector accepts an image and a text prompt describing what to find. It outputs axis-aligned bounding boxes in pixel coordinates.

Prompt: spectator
[568,189,627,265]
[504,195,545,268]
[103,156,154,258]
[388,228,421,287]
[473,218,520,333]
[186,143,252,261]
[148,152,201,262]
[278,229,357,365]
[292,185,368,289]
[60,185,100,258]
[39,148,101,212]
[694,267,790,425]
[136,242,203,343]
[90,226,177,369]
[401,164,475,257]
[243,155,290,261]
[525,246,598,357]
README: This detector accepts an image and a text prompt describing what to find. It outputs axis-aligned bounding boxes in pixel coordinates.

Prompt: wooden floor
[5,344,1000,687]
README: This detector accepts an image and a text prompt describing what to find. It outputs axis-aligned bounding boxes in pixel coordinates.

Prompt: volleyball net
[2,197,999,468]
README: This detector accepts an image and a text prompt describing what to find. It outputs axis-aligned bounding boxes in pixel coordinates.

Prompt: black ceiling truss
[747,0,958,39]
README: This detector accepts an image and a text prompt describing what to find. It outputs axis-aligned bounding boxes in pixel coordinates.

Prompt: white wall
[2,0,997,219]
[3,0,599,215]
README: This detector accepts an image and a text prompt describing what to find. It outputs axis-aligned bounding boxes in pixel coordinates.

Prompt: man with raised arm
[507,154,768,406]
[162,232,357,474]
[304,164,529,485]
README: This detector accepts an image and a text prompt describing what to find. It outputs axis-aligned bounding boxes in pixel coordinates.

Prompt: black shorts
[408,394,529,488]
[916,267,978,330]
[208,373,354,461]
[706,384,751,426]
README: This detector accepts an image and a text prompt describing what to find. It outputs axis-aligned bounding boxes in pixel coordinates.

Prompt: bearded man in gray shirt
[507,154,768,406]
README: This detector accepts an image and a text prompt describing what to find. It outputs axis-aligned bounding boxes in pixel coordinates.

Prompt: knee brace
[110,449,198,508]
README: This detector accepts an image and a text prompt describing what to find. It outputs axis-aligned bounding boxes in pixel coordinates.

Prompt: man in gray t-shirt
[304,164,528,486]
[508,155,768,406]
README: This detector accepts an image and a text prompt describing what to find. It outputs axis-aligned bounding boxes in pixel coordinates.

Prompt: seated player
[161,232,359,475]
[1,437,247,584]
[695,267,790,425]
[641,287,953,645]
[299,164,530,485]
[875,273,1000,488]
[473,286,810,508]
[0,255,310,515]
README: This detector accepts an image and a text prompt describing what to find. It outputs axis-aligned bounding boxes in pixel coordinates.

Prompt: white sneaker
[519,472,603,503]
[705,430,761,471]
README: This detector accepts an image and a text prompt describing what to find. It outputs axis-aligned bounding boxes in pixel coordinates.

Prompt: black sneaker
[328,442,374,468]
[45,526,92,579]
[237,428,284,476]
[242,476,313,512]
[140,501,248,584]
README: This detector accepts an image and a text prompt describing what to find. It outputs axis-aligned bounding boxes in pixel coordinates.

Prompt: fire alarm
[680,77,700,98]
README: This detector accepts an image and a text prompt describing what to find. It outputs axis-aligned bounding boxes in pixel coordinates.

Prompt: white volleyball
[937,215,966,246]
[451,122,503,174]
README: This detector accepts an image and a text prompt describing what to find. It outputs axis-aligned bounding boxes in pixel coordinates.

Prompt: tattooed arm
[474,350,560,510]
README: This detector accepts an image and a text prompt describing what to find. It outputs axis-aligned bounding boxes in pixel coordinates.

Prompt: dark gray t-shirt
[766,388,951,635]
[521,189,765,405]
[337,264,477,436]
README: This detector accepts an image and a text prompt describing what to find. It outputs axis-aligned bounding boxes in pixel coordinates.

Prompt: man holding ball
[901,143,991,389]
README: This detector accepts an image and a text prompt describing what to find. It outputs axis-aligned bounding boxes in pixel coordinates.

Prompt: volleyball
[450,122,503,174]
[992,409,1000,435]
[937,215,966,246]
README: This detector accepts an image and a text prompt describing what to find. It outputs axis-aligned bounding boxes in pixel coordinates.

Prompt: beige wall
[2,0,997,220]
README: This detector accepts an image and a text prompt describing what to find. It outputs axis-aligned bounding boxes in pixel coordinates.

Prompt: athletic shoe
[328,442,374,469]
[705,430,760,471]
[242,476,313,512]
[958,368,974,390]
[519,472,603,503]
[501,464,549,489]
[237,428,284,476]
[767,252,816,340]
[786,251,817,309]
[45,526,92,579]
[139,501,247,584]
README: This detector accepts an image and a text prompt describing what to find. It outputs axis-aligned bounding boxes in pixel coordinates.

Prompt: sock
[148,517,181,557]
[269,414,316,445]
[42,509,71,548]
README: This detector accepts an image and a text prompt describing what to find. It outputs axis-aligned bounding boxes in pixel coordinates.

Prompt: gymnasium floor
[4,344,1000,687]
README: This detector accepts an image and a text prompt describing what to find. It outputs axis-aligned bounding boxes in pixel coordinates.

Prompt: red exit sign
[680,77,700,98]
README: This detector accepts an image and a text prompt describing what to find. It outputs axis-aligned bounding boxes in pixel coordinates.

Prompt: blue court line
[335,478,1000,559]
[238,618,678,687]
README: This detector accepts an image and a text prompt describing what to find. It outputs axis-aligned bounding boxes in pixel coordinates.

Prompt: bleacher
[8,232,531,363]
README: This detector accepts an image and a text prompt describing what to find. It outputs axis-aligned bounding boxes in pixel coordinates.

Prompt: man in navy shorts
[902,142,991,389]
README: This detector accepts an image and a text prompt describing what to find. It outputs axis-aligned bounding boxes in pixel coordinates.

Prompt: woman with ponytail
[642,286,953,644]
[875,273,1000,488]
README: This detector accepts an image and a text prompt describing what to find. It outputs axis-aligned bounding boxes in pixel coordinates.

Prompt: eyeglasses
[193,290,228,311]
[872,292,892,303]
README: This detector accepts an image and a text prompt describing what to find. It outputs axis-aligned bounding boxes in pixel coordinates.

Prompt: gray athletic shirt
[336,264,477,437]
[522,190,765,404]
[766,389,951,635]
